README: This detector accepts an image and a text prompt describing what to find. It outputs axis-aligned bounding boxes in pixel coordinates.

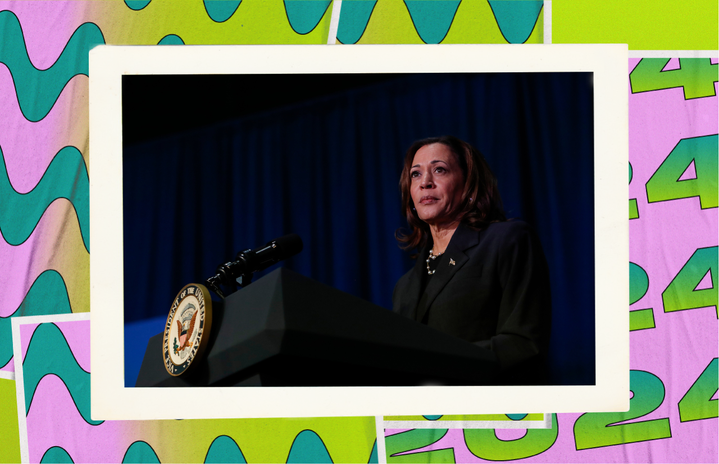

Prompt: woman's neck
[429,221,460,254]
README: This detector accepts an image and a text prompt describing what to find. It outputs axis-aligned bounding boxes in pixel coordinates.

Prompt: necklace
[426,248,443,275]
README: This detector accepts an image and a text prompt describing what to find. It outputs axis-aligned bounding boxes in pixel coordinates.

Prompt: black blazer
[393,220,552,384]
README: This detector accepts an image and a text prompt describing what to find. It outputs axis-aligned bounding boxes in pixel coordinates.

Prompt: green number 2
[385,429,454,463]
[574,370,671,450]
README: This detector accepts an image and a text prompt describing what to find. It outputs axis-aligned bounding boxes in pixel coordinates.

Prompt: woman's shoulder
[475,220,546,268]
[482,219,534,240]
[473,220,544,257]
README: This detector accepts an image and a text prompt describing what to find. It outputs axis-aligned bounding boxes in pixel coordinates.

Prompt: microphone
[205,234,303,296]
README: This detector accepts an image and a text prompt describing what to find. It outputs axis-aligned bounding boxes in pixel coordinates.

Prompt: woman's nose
[420,173,434,188]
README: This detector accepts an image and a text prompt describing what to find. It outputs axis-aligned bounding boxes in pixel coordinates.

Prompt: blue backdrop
[123,72,595,386]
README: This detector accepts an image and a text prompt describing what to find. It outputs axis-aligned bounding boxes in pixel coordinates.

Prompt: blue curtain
[123,72,594,385]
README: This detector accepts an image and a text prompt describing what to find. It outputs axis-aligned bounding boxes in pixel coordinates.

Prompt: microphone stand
[205,249,261,298]
[204,234,303,299]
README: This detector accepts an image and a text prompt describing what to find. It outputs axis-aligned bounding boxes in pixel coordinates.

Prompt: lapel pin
[449,258,456,266]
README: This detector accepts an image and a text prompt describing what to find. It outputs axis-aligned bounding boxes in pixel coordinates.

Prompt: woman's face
[409,143,465,227]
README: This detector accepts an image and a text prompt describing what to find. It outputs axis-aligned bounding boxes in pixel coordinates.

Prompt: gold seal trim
[162,283,213,376]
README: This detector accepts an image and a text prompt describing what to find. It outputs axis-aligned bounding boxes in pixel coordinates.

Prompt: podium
[136,268,499,387]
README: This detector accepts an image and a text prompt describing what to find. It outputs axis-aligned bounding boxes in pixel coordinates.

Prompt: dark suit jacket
[393,220,552,384]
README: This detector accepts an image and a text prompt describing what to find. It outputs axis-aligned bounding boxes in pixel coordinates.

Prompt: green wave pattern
[40,446,74,463]
[158,34,185,45]
[122,441,160,463]
[284,0,332,35]
[337,0,376,44]
[404,0,461,44]
[0,10,105,122]
[204,0,242,23]
[1,270,72,368]
[22,322,102,425]
[0,145,89,251]
[205,435,247,463]
[124,0,152,11]
[340,0,541,45]
[286,430,334,463]
[487,0,543,44]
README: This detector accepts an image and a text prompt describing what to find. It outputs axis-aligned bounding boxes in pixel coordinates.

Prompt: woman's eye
[435,167,446,173]
[410,171,420,178]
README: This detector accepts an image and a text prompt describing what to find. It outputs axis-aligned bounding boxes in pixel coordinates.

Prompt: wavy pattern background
[203,1,242,23]
[21,323,97,424]
[1,1,717,463]
[1,271,72,370]
[0,146,89,251]
[0,3,92,381]
[0,198,88,314]
[15,318,377,463]
[0,11,104,122]
[83,0,335,45]
[353,0,543,44]
[0,71,89,193]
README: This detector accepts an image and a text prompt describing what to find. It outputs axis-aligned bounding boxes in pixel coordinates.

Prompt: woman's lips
[419,196,438,204]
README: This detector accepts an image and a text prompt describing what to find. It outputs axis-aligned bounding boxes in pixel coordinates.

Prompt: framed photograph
[90,44,628,420]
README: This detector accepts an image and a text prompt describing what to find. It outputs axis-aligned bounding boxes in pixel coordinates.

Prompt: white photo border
[90,44,629,420]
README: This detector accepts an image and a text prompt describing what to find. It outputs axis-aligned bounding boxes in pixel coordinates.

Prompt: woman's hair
[396,135,506,251]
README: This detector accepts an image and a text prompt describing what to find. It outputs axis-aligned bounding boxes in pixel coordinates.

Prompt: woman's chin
[417,207,442,222]
[417,214,438,225]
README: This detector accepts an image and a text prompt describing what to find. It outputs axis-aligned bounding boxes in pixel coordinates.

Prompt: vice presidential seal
[163,283,213,376]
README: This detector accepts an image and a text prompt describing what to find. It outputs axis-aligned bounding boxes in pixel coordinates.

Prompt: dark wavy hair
[396,135,506,251]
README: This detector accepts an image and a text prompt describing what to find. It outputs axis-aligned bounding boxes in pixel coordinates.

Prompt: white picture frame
[90,44,628,420]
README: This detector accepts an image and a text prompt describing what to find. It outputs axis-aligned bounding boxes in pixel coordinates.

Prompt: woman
[393,135,551,385]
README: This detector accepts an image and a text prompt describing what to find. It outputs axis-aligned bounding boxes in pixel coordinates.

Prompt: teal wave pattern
[337,0,377,44]
[0,145,89,252]
[124,0,152,10]
[368,439,378,463]
[205,435,248,463]
[487,0,543,44]
[284,0,332,35]
[204,0,242,22]
[122,441,160,464]
[1,270,72,369]
[158,34,185,45]
[0,10,105,122]
[22,323,102,425]
[286,430,333,463]
[40,446,74,463]
[404,0,461,44]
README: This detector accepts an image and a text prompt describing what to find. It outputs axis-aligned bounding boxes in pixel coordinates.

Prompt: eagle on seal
[174,309,198,354]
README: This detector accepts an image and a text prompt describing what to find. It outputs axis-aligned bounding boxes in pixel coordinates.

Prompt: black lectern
[136,268,498,387]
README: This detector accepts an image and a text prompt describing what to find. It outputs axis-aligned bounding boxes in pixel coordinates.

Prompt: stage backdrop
[0,1,716,463]
[121,72,595,388]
